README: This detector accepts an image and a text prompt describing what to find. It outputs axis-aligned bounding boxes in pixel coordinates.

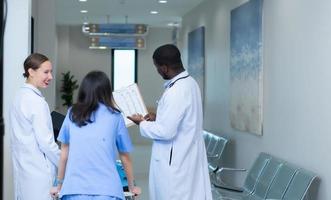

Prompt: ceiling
[56,0,206,27]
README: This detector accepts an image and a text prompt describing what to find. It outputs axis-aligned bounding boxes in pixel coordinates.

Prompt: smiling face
[27,61,53,89]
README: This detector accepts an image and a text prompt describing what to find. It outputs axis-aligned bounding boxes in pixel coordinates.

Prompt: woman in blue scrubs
[51,71,140,200]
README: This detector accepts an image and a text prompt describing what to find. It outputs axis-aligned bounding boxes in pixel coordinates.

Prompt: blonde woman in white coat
[10,53,60,200]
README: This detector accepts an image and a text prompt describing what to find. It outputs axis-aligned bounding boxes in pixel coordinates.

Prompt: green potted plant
[60,71,79,107]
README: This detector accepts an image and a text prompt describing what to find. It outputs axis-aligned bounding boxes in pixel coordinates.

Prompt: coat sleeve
[31,100,60,167]
[140,86,188,141]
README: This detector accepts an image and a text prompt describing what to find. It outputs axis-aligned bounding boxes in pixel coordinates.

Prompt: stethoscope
[168,75,189,88]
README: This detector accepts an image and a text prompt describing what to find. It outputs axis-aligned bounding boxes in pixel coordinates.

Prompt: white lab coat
[140,71,212,200]
[10,83,60,200]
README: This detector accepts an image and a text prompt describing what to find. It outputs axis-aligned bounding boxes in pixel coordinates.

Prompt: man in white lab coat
[128,44,212,200]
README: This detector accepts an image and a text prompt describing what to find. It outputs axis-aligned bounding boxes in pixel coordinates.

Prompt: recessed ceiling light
[158,0,167,3]
[150,11,158,14]
[79,0,87,2]
[80,10,88,13]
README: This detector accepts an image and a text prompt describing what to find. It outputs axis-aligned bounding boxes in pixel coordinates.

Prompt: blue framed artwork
[230,0,263,135]
[188,26,205,105]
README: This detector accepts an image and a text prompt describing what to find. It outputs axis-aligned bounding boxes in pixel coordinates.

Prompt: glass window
[112,49,137,90]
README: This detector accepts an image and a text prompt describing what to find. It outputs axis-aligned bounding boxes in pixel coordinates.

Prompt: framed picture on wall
[230,0,264,135]
[187,26,205,106]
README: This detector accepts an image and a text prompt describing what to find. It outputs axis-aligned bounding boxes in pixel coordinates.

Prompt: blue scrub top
[57,103,133,200]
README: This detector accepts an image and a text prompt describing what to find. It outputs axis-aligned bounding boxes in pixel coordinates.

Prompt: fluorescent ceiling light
[79,0,87,2]
[150,11,158,14]
[80,10,88,13]
[158,0,167,3]
[83,24,149,36]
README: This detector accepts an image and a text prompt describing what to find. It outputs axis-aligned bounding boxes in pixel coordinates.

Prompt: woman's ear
[27,68,35,78]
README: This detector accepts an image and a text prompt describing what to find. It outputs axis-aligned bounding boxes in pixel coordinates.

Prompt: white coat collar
[22,83,43,97]
[164,71,189,89]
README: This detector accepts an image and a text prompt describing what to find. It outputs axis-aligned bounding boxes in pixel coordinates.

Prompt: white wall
[33,0,57,110]
[180,0,331,199]
[3,0,31,199]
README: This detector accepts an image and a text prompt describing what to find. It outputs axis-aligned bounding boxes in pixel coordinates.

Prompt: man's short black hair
[152,44,183,69]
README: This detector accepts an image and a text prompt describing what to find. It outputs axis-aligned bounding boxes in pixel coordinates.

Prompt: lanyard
[168,75,189,88]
